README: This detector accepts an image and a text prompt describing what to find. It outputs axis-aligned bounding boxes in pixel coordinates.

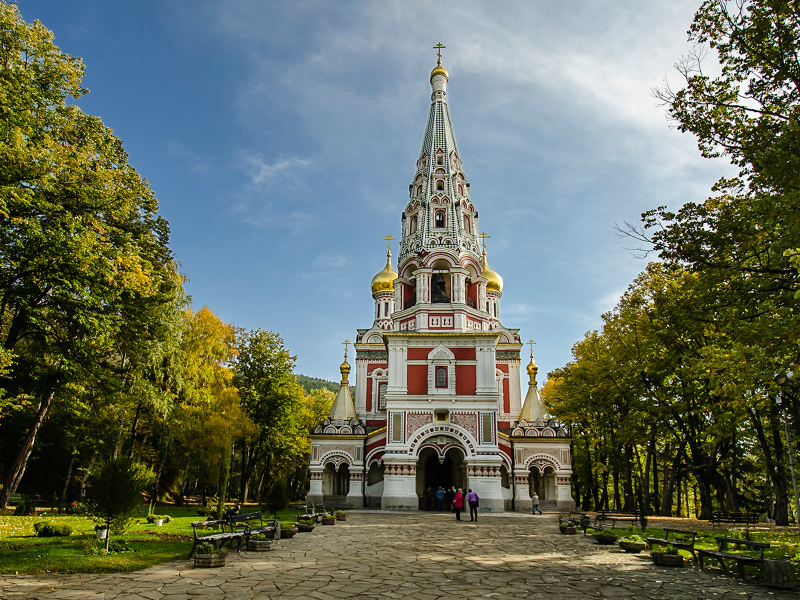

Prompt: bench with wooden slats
[188,519,244,558]
[646,528,697,561]
[697,536,770,580]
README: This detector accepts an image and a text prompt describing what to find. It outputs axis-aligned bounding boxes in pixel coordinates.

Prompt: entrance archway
[323,462,350,496]
[529,465,556,500]
[415,445,468,508]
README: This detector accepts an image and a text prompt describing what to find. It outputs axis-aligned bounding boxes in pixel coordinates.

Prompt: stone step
[322,495,351,509]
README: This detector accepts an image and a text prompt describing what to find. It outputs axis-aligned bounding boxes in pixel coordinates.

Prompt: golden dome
[339,356,351,383]
[481,251,503,294]
[526,357,539,384]
[430,58,449,82]
[371,252,398,295]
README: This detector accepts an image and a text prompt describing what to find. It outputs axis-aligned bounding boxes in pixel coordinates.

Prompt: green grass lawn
[0,504,302,574]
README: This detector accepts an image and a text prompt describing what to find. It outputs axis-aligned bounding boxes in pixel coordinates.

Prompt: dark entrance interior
[425,454,453,490]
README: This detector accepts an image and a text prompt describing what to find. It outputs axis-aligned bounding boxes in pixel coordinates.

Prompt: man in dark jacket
[445,486,455,511]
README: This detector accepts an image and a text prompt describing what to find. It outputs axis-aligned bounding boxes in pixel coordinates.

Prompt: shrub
[33,521,73,537]
[13,495,35,516]
[298,518,314,525]
[196,508,207,516]
[618,535,644,543]
[86,458,155,550]
[280,521,296,530]
[145,514,172,524]
[263,477,290,518]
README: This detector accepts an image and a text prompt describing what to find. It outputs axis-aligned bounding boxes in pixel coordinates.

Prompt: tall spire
[399,48,481,264]
[518,340,549,422]
[328,340,357,420]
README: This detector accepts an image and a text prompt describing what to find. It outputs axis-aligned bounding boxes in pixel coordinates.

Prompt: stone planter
[321,517,336,525]
[619,541,647,553]
[336,515,347,521]
[593,534,618,546]
[247,539,272,551]
[652,552,683,567]
[194,554,225,568]
[280,527,298,539]
[559,527,577,535]
[296,523,315,533]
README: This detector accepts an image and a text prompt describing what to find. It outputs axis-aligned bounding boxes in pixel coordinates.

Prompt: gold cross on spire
[342,339,350,358]
[528,339,536,358]
[479,232,490,253]
[433,42,446,60]
[383,234,396,253]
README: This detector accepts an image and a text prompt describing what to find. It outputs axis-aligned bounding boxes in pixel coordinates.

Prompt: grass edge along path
[0,505,299,575]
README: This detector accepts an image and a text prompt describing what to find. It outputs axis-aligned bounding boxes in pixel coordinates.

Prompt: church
[307,51,573,513]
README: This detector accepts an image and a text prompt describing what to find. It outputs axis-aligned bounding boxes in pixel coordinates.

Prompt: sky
[18,0,730,384]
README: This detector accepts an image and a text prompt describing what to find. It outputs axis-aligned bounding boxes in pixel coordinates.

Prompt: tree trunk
[153,439,169,503]
[215,444,232,520]
[127,402,142,459]
[61,454,75,505]
[660,449,682,516]
[79,453,96,500]
[0,387,56,509]
[748,405,790,525]
[623,444,635,510]
[179,453,192,496]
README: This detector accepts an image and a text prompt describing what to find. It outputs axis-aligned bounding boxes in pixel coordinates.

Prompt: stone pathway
[0,511,795,599]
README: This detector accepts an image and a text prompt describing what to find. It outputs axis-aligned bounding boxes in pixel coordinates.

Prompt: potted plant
[335,510,348,522]
[194,542,227,568]
[280,521,298,539]
[559,521,577,535]
[296,518,316,533]
[618,535,647,553]
[651,548,684,567]
[592,531,618,545]
[247,533,272,551]
[321,512,336,525]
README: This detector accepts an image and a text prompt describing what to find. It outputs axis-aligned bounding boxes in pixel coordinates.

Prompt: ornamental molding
[357,350,389,361]
[496,350,520,361]
[522,451,562,473]
[407,424,477,457]
[406,412,433,438]
[449,412,477,441]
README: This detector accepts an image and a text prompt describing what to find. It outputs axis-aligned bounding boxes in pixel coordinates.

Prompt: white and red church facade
[307,56,574,513]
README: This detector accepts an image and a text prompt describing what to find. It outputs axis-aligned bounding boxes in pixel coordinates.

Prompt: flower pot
[154,519,163,527]
[280,527,298,539]
[194,554,225,568]
[296,523,315,533]
[593,534,618,545]
[335,515,347,521]
[652,553,683,567]
[619,541,647,553]
[321,517,336,525]
[559,527,577,535]
[95,528,108,540]
[247,540,272,551]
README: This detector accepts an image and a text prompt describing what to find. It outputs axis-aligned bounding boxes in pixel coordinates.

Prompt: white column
[555,472,575,511]
[476,342,498,394]
[513,471,532,512]
[478,281,487,312]
[381,462,419,511]
[467,463,505,513]
[387,341,407,393]
[307,467,324,506]
[508,363,521,418]
[355,361,367,414]
[346,467,364,508]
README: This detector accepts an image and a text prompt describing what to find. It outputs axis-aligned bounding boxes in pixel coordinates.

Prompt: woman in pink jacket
[453,488,464,521]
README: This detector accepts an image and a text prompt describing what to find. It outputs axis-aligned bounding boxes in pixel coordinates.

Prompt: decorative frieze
[385,464,417,476]
[467,466,501,477]
[406,412,433,437]
[357,350,389,361]
[495,350,520,361]
[449,412,477,440]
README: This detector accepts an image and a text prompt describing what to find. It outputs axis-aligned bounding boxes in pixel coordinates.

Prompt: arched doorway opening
[528,464,556,501]
[415,445,468,508]
[322,462,350,497]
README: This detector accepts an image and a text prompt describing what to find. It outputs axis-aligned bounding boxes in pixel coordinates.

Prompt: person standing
[445,486,454,512]
[424,487,434,511]
[435,487,444,511]
[453,488,464,521]
[466,488,479,522]
[531,491,542,515]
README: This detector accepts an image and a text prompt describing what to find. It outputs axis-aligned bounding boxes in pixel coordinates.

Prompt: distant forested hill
[296,374,339,394]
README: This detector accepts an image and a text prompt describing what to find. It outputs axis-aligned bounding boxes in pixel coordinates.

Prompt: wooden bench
[709,512,760,529]
[697,537,770,580]
[647,528,697,561]
[596,509,640,528]
[562,511,593,535]
[228,511,279,541]
[296,504,325,523]
[188,519,245,558]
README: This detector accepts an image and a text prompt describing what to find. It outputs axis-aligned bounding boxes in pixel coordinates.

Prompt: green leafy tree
[263,476,289,519]
[86,458,154,551]
[0,3,181,508]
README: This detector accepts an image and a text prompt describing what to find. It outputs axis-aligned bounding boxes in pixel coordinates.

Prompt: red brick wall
[451,347,476,360]
[407,348,432,360]
[407,365,428,395]
[455,365,476,395]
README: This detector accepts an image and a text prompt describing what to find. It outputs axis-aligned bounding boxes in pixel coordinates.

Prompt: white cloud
[242,153,311,187]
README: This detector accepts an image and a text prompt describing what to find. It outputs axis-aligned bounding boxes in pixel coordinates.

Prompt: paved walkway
[1,511,795,599]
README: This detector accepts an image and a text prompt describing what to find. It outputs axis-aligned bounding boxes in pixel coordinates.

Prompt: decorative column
[466,462,505,513]
[451,268,467,304]
[381,461,419,511]
[555,471,575,511]
[307,467,324,506]
[346,467,364,508]
[513,470,531,512]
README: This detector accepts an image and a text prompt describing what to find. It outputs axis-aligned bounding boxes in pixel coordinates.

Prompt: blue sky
[19,0,728,384]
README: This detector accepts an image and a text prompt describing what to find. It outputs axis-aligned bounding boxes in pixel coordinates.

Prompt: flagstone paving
[0,511,795,599]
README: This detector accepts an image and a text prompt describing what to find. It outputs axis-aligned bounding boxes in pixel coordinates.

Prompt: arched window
[409,215,418,234]
[384,302,389,317]
[463,215,470,232]
[458,184,464,195]
[435,211,445,228]
[435,366,447,388]
[436,180,444,191]
[415,185,422,196]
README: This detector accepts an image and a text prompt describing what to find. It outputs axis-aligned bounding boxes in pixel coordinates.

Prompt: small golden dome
[340,356,351,383]
[371,252,398,295]
[481,251,503,294]
[430,58,449,82]
[526,358,539,383]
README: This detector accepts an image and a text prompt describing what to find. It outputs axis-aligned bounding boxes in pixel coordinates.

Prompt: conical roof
[328,346,357,421]
[518,352,548,421]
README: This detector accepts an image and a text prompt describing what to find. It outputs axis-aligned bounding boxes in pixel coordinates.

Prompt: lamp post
[774,371,800,531]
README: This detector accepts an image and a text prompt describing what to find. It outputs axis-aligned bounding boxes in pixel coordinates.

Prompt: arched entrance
[415,445,468,508]
[323,462,350,496]
[529,465,556,500]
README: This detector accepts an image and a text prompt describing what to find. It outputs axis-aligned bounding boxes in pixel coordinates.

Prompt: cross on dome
[528,339,536,358]
[383,234,395,254]
[342,339,350,358]
[479,232,490,254]
[433,42,446,60]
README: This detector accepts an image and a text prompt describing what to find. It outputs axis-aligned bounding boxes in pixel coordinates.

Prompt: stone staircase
[539,500,558,512]
[322,495,351,509]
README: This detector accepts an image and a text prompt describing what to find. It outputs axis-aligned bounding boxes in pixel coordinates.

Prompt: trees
[0,3,181,508]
